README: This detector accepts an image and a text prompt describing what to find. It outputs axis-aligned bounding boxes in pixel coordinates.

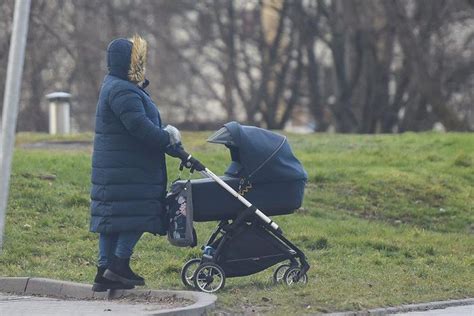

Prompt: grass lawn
[1,131,473,314]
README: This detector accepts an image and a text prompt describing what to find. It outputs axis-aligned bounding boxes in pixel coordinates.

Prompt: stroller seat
[176,176,305,222]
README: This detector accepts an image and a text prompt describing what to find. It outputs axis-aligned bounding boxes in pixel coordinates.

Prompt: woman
[90,35,182,292]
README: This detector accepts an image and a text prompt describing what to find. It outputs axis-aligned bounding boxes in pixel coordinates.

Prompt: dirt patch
[19,292,192,310]
[113,293,192,307]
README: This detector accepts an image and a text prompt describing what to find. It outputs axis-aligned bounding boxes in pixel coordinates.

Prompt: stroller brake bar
[200,168,281,232]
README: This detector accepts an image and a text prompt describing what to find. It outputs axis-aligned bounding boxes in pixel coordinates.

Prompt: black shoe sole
[92,282,135,292]
[103,269,145,286]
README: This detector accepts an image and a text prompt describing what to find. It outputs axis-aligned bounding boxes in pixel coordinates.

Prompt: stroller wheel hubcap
[284,267,308,286]
[194,263,226,293]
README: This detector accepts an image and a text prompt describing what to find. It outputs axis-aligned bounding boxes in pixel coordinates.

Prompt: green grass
[1,131,473,314]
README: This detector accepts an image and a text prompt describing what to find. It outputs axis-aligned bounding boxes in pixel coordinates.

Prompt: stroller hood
[208,121,308,183]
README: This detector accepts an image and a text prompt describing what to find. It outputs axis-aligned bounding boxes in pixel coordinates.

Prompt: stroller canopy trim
[247,135,286,179]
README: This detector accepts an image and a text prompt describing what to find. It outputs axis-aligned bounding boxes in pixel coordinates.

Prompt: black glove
[180,156,205,173]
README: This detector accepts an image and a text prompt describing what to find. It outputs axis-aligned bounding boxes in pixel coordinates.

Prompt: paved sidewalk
[328,298,474,316]
[392,304,474,315]
[0,277,216,315]
[0,293,178,316]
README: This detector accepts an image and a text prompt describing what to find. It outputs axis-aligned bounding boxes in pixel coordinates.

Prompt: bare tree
[384,0,470,131]
[1,0,473,132]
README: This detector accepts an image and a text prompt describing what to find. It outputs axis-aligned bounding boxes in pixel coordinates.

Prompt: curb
[0,277,216,316]
[326,298,474,315]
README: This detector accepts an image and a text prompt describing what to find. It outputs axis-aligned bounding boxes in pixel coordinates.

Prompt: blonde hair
[128,35,147,83]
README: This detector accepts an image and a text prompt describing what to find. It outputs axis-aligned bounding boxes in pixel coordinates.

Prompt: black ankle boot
[103,256,145,286]
[92,266,135,292]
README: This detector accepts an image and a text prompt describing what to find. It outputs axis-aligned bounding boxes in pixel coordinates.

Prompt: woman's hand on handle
[166,143,205,173]
[173,146,205,173]
[181,156,205,173]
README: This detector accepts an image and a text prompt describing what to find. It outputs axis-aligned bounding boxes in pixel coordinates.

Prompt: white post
[46,92,72,135]
[0,0,32,251]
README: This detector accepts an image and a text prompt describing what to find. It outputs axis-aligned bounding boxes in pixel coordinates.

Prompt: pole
[0,0,32,251]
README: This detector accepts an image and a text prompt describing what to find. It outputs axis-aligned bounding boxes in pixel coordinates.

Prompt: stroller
[167,121,309,293]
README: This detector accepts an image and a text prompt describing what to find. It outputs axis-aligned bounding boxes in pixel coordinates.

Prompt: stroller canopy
[208,121,307,183]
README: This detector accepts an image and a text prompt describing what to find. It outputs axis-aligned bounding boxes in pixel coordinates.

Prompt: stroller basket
[209,222,294,277]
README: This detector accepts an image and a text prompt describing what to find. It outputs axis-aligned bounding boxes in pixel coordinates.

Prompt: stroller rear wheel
[273,264,291,284]
[181,258,201,288]
[193,262,226,293]
[284,267,308,286]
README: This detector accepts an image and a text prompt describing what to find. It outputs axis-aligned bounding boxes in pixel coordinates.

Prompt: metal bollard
[46,92,71,135]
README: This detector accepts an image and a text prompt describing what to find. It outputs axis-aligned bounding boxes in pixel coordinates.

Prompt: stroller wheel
[273,264,291,284]
[193,263,226,293]
[181,258,201,288]
[284,267,308,286]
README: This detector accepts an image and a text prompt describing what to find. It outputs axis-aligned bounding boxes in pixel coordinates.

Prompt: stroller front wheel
[181,258,201,288]
[284,267,308,286]
[193,262,226,293]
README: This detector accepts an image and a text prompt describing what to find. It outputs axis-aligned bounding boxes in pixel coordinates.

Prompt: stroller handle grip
[175,147,206,172]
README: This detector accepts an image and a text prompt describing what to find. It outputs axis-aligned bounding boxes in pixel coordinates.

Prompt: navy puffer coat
[90,37,170,235]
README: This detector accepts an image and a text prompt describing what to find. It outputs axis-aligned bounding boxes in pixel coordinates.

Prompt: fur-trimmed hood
[106,35,147,83]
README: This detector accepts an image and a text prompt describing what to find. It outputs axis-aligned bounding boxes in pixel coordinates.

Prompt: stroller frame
[182,167,310,292]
